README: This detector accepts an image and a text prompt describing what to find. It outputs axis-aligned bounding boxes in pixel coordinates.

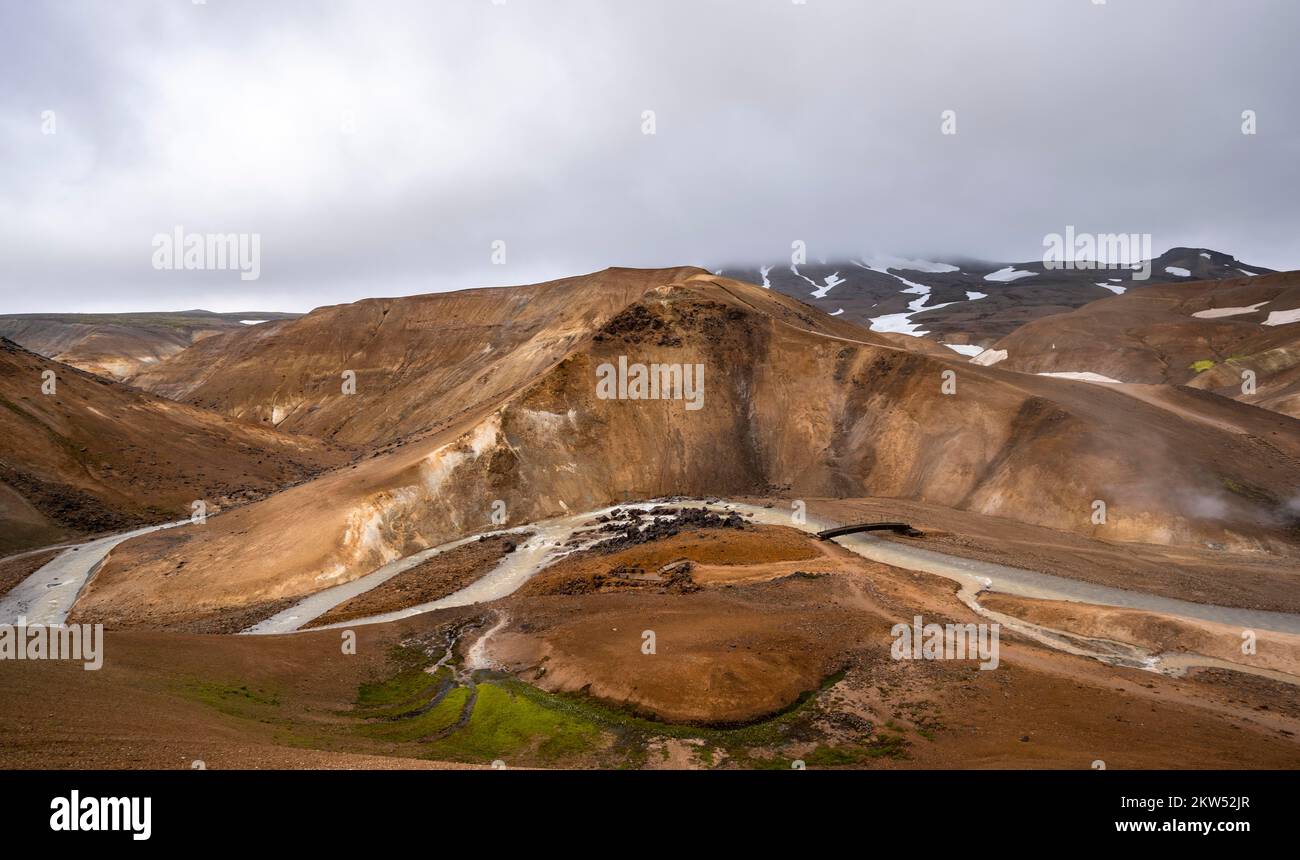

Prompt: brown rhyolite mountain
[987,270,1300,418]
[75,268,1300,629]
[0,338,345,553]
[129,268,707,447]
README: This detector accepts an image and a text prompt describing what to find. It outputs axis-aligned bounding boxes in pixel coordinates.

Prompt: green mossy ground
[180,647,913,769]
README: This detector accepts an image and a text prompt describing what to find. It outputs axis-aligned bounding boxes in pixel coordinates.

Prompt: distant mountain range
[0,310,299,380]
[720,247,1273,349]
[3,249,1273,380]
[987,269,1300,418]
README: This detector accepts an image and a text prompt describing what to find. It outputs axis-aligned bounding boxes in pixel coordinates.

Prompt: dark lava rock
[590,506,747,554]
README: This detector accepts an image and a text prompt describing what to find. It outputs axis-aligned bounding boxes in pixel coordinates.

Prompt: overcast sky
[1,0,1296,314]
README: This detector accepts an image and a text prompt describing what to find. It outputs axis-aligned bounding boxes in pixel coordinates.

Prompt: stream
[12,499,1295,684]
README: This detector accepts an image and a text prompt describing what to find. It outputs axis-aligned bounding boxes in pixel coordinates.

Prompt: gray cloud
[1,0,1297,313]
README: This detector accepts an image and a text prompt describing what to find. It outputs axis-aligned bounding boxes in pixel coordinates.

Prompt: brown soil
[304,534,529,628]
[5,524,1299,769]
[69,594,299,635]
[485,524,1300,763]
[979,593,1300,677]
[520,524,824,596]
[786,497,1300,614]
[0,481,79,556]
[0,621,485,769]
[0,548,62,598]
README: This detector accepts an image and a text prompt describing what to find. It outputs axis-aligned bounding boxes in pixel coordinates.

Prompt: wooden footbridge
[816,522,924,540]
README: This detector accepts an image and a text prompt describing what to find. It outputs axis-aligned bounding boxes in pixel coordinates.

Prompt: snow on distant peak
[811,272,845,299]
[1165,266,1191,277]
[791,265,845,299]
[852,260,935,293]
[829,308,844,317]
[1095,282,1126,295]
[240,319,267,325]
[859,254,958,274]
[869,292,960,337]
[983,266,1036,283]
[965,291,988,301]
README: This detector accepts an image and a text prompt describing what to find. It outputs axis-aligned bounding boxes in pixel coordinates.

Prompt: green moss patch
[181,680,282,719]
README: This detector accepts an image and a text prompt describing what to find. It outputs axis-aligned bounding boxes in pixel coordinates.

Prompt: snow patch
[1096,282,1126,295]
[868,290,963,337]
[853,259,934,293]
[1165,266,1191,277]
[868,313,928,336]
[1191,302,1267,319]
[984,267,1036,283]
[943,344,985,357]
[791,265,845,298]
[810,272,845,299]
[965,291,988,301]
[858,254,958,273]
[971,349,1008,366]
[1037,371,1124,384]
[1263,308,1300,327]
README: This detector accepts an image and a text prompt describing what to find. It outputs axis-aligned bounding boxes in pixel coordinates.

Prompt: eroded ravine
[0,521,189,626]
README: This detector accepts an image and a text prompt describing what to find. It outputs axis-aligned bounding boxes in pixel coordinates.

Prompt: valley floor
[2,498,1298,769]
